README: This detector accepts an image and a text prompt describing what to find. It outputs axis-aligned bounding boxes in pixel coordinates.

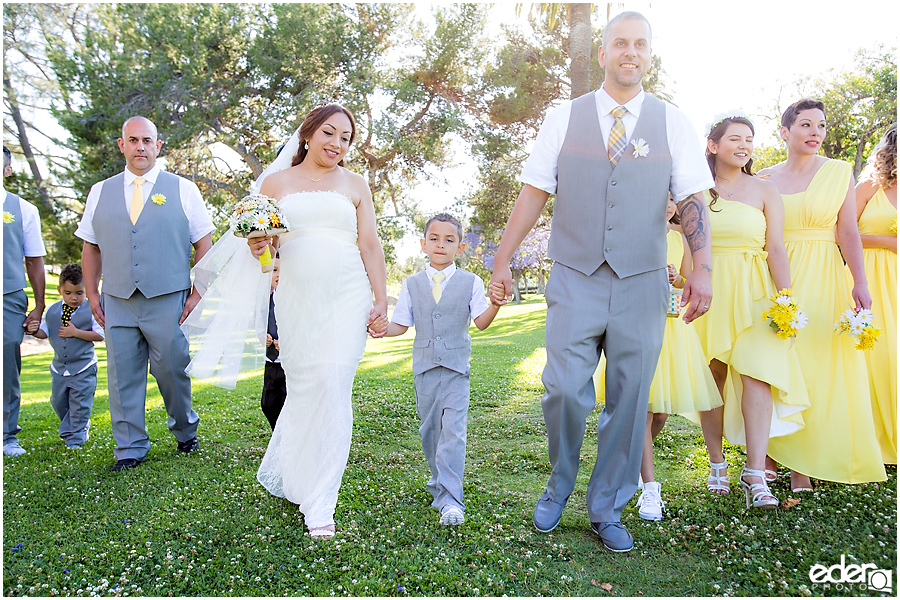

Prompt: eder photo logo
[808,555,893,593]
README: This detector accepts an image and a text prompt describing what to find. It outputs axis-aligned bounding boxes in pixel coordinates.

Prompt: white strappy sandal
[707,459,730,495]
[740,467,779,510]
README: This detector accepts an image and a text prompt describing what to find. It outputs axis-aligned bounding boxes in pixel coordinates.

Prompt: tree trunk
[568,3,592,99]
[3,75,51,211]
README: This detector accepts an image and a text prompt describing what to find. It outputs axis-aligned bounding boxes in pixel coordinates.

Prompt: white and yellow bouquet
[760,288,808,340]
[834,308,882,350]
[890,217,896,235]
[230,193,289,273]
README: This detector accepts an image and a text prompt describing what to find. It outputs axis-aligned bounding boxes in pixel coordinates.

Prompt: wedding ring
[703,305,709,309]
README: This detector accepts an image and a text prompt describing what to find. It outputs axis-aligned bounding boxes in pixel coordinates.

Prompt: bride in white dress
[249,104,388,540]
[183,104,387,540]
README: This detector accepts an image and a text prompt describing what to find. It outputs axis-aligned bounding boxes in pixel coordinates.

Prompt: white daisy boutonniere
[631,138,649,158]
[3,211,14,224]
[151,193,166,206]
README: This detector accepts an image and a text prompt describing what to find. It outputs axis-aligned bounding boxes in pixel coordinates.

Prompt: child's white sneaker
[636,481,664,521]
[3,442,27,457]
[439,505,464,526]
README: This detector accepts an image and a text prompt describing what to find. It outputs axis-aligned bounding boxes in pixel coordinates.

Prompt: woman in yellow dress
[762,99,886,488]
[853,123,896,465]
[692,115,810,510]
[596,197,722,519]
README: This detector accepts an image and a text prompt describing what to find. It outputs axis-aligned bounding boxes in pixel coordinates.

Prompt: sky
[398,0,899,259]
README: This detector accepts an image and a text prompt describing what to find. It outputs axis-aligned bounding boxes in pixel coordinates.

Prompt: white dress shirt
[2,189,47,257]
[75,165,215,244]
[520,87,714,202]
[391,263,490,328]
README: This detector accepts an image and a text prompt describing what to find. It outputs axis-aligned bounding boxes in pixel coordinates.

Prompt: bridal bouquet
[834,308,882,350]
[230,194,290,273]
[760,288,808,340]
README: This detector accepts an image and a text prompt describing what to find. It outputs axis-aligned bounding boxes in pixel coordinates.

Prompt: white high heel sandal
[707,459,730,495]
[740,467,778,510]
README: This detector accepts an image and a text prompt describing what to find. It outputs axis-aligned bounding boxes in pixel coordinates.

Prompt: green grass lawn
[3,296,896,596]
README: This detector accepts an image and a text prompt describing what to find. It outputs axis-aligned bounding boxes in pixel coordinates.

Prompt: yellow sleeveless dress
[594,229,722,415]
[690,195,809,446]
[766,159,887,483]
[852,187,896,464]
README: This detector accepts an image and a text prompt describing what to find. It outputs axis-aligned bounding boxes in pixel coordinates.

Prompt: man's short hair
[3,146,11,169]
[602,11,652,49]
[424,213,463,239]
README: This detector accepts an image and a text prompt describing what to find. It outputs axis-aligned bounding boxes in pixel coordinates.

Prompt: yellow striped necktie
[608,106,628,166]
[129,177,146,224]
[432,271,446,303]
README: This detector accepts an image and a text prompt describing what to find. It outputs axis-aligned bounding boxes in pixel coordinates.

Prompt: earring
[304,142,309,150]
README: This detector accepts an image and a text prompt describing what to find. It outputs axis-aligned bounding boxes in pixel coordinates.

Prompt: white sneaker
[636,481,664,521]
[439,505,465,526]
[3,442,27,457]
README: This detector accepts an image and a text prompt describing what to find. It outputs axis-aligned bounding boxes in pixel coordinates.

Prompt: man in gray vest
[76,117,214,472]
[3,145,47,457]
[489,11,714,552]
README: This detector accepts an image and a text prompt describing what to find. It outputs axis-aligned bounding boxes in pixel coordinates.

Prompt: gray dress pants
[540,262,666,523]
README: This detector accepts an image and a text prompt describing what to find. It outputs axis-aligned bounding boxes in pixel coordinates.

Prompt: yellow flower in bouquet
[834,308,882,350]
[230,193,290,273]
[890,217,896,235]
[760,288,808,340]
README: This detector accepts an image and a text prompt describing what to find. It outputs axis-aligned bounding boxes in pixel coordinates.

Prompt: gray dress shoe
[533,496,566,533]
[591,521,634,552]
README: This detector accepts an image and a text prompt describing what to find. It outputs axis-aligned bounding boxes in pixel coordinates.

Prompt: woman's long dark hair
[706,116,756,209]
[291,103,357,167]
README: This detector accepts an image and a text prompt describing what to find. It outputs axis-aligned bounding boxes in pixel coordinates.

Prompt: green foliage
[4,300,896,596]
[793,46,896,176]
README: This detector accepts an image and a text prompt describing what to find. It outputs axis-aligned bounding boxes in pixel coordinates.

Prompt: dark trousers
[261,361,286,430]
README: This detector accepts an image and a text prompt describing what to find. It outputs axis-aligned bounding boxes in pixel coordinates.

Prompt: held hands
[266,333,273,347]
[366,301,388,338]
[87,296,105,329]
[666,263,679,286]
[23,307,43,335]
[489,265,513,307]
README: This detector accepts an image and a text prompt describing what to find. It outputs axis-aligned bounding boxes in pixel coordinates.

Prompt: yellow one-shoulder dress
[853,187,896,464]
[594,229,722,415]
[690,196,810,446]
[766,160,887,483]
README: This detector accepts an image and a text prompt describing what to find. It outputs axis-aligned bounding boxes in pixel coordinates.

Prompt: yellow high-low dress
[854,187,896,464]
[766,160,887,483]
[594,229,722,415]
[690,195,809,445]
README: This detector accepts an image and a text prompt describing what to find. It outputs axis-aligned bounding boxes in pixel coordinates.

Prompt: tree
[791,46,896,177]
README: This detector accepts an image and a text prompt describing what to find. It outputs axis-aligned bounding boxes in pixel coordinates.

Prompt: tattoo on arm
[700,263,712,274]
[678,193,709,254]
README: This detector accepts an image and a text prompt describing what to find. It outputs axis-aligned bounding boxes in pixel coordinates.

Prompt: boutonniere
[151,193,166,206]
[3,211,14,224]
[630,138,650,158]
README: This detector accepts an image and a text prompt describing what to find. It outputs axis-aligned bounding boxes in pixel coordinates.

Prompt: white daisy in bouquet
[834,308,881,351]
[760,288,807,341]
[230,193,290,272]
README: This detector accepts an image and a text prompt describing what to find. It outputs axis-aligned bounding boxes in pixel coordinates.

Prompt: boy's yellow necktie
[432,271,446,303]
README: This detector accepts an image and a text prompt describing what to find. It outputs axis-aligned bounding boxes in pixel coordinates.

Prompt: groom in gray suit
[490,11,714,552]
[76,116,214,471]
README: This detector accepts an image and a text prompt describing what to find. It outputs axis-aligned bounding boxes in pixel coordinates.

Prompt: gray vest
[552,92,672,278]
[92,171,192,299]
[46,301,96,375]
[3,191,27,294]
[409,269,476,376]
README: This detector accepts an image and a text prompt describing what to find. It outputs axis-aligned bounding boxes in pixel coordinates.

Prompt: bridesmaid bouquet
[890,217,896,235]
[761,288,808,340]
[834,308,882,350]
[230,194,290,273]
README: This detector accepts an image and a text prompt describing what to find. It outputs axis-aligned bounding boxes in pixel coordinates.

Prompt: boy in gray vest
[379,213,501,525]
[33,264,104,449]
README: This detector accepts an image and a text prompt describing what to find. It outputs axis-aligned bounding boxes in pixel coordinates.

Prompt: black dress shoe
[177,437,199,453]
[110,458,143,472]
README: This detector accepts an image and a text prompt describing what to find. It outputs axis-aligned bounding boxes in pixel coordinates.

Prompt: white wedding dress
[255,191,372,529]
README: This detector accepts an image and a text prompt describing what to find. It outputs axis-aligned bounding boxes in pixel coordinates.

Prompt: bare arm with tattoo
[675,192,713,323]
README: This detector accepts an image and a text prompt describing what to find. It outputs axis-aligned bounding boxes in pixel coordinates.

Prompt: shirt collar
[595,86,645,118]
[125,164,161,185]
[425,262,456,281]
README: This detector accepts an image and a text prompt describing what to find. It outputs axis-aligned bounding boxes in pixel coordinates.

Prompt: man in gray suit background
[489,11,714,552]
[3,146,47,457]
[76,116,213,471]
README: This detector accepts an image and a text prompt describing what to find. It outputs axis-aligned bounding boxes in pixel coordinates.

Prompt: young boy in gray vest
[33,264,104,449]
[380,213,501,525]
